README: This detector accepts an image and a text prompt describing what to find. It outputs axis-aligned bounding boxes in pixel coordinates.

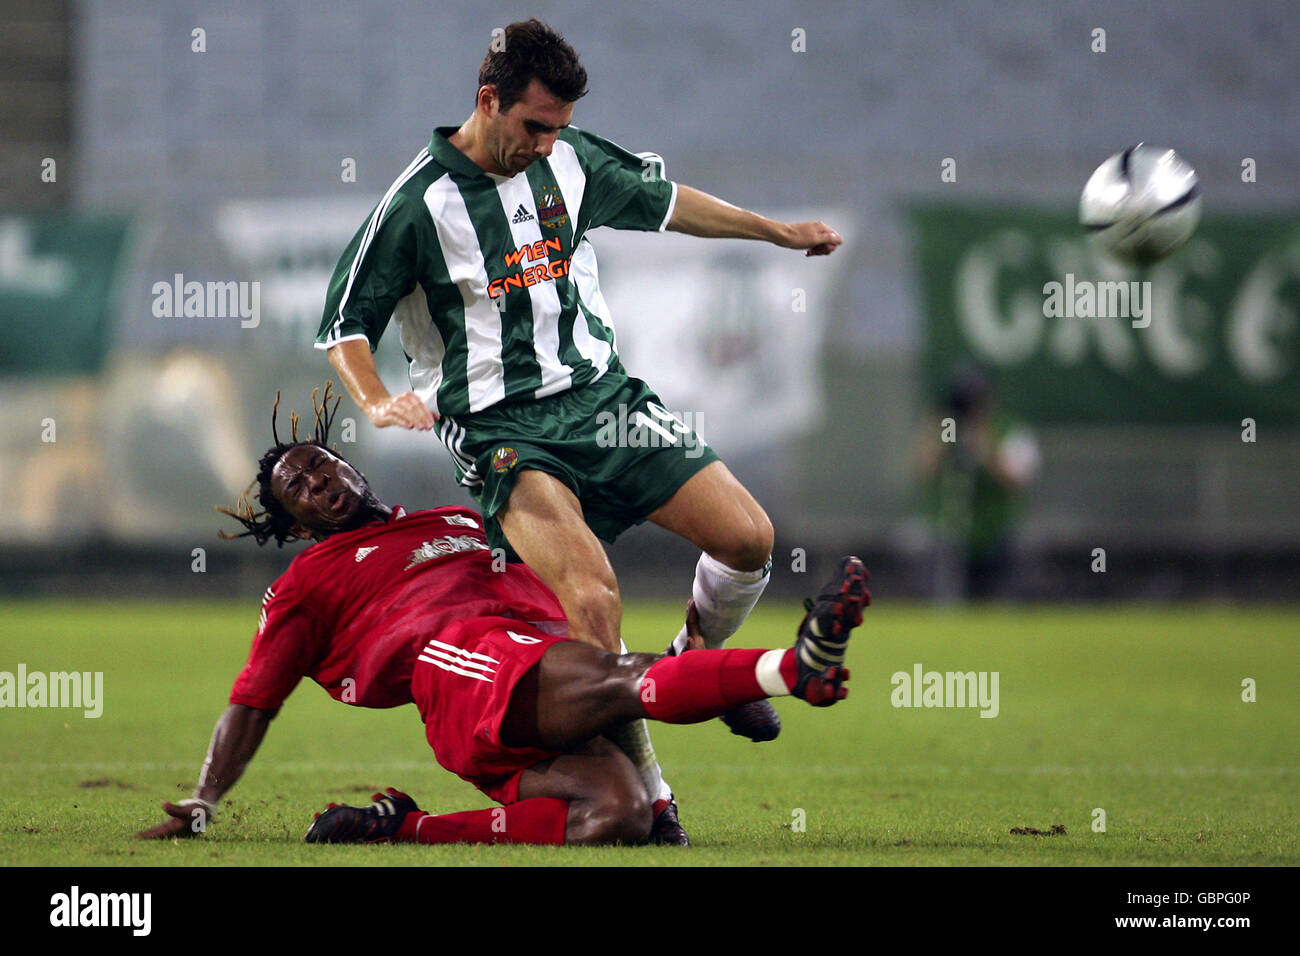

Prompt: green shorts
[436,368,719,557]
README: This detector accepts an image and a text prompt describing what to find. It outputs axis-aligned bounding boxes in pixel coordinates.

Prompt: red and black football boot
[304,787,421,844]
[793,556,871,706]
[649,797,690,846]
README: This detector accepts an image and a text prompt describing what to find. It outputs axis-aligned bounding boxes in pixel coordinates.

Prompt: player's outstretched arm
[329,338,436,431]
[136,703,274,839]
[665,184,842,256]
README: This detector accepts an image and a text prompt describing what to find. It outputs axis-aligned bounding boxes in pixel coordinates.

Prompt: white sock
[669,552,772,654]
[608,639,674,805]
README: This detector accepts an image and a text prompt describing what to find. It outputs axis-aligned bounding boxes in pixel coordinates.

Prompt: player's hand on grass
[366,392,437,431]
[135,799,212,840]
[780,221,842,257]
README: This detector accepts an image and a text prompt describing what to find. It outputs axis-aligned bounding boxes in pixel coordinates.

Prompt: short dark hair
[478,18,587,112]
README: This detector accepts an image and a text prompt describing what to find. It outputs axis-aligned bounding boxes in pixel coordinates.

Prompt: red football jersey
[229,506,567,712]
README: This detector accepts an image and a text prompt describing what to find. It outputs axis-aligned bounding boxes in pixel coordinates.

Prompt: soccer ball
[1079,144,1201,264]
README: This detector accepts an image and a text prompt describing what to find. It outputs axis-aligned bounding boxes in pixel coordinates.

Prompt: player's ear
[289,524,315,541]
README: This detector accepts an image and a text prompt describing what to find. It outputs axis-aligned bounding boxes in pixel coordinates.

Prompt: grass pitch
[1,599,1296,866]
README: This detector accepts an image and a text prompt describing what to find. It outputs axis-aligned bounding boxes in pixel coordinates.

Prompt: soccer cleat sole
[801,665,851,706]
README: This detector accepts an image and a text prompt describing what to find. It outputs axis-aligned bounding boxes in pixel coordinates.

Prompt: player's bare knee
[587,781,651,846]
[608,652,658,709]
[716,513,774,573]
[615,788,653,845]
[563,767,652,846]
[574,652,655,729]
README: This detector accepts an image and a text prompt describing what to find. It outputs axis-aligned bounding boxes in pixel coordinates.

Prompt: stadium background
[1,0,1297,602]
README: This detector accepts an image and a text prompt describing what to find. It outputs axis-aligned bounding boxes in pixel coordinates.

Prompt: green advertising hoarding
[910,204,1300,424]
[0,213,134,376]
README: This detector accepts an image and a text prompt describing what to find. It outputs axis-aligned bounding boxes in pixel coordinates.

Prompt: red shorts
[411,616,568,805]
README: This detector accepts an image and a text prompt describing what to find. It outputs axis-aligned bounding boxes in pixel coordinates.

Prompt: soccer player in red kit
[136,390,869,846]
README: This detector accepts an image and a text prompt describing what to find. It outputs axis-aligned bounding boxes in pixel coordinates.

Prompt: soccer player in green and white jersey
[317,19,841,844]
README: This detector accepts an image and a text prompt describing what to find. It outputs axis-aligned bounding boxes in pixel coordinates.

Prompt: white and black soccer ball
[1079,144,1201,264]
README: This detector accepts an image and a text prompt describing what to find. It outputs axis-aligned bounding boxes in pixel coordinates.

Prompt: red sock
[395,797,568,845]
[640,648,797,723]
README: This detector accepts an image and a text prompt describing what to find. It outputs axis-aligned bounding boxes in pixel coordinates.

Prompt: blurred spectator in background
[914,366,1041,601]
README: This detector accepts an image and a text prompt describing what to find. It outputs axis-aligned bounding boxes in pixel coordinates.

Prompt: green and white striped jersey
[316,125,677,416]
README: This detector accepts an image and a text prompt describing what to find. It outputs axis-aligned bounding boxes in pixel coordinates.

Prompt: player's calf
[516,739,653,846]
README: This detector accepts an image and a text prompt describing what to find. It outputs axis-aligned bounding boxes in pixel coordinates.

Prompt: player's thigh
[501,640,652,750]
[646,460,773,568]
[497,469,619,590]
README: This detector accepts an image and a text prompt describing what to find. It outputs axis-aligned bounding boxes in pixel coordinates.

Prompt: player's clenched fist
[367,392,437,431]
[781,221,842,256]
[136,799,213,839]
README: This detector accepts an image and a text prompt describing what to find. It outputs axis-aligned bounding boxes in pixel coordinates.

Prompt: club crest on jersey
[534,185,568,230]
[492,447,519,473]
[404,534,490,570]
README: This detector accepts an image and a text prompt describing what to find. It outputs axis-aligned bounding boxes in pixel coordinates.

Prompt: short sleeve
[229,577,325,713]
[316,193,421,351]
[565,127,677,233]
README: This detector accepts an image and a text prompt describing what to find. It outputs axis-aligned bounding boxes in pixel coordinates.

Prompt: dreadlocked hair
[218,382,344,547]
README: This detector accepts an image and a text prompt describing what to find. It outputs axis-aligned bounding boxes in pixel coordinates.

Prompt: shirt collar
[428,126,494,179]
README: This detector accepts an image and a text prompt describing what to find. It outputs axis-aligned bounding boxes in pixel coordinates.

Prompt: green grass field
[1,599,1296,866]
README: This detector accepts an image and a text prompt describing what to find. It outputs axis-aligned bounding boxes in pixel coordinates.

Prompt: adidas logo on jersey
[355,547,378,562]
[510,204,535,224]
